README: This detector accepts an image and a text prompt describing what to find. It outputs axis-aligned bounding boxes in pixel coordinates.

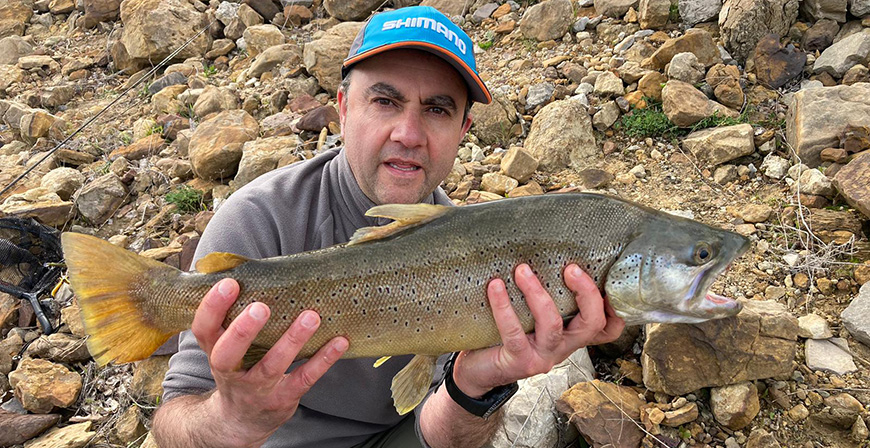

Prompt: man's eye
[375,98,393,106]
[429,107,447,115]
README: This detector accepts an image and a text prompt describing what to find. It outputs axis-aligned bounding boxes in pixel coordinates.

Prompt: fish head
[605,215,750,325]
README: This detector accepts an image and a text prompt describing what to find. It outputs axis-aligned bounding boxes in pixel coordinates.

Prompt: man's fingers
[192,278,239,355]
[249,311,321,382]
[210,302,270,373]
[514,264,563,353]
[565,265,605,327]
[281,337,348,402]
[487,278,528,355]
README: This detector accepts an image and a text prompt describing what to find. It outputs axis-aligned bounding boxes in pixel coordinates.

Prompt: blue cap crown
[343,6,491,104]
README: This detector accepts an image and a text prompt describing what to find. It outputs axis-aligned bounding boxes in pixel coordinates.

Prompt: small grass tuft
[614,100,682,139]
[204,65,218,78]
[165,186,205,214]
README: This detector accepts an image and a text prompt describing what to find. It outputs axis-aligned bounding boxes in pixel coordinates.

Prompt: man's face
[338,49,473,205]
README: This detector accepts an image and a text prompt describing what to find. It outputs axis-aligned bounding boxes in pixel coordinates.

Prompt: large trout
[62,192,749,414]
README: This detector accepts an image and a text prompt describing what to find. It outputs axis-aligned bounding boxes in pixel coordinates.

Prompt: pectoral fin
[373,356,392,368]
[195,252,251,274]
[391,355,438,415]
[349,204,451,246]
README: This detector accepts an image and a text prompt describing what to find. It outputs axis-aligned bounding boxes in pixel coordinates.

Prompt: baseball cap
[342,6,492,105]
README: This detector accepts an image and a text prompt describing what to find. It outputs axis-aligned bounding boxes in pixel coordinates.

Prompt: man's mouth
[386,161,420,172]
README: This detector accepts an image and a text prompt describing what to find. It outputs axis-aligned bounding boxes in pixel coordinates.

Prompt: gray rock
[247,43,302,79]
[519,0,574,41]
[667,52,706,84]
[482,350,593,448]
[525,82,555,110]
[842,282,870,347]
[525,99,597,172]
[710,382,760,430]
[794,168,834,197]
[592,101,620,130]
[323,0,382,21]
[147,71,187,95]
[813,30,870,78]
[75,173,128,225]
[471,2,498,23]
[680,0,723,26]
[639,0,669,29]
[119,0,212,66]
[595,0,640,18]
[801,0,847,22]
[242,24,285,58]
[235,135,301,187]
[0,35,33,65]
[852,0,870,16]
[805,338,858,375]
[470,92,518,146]
[215,1,241,25]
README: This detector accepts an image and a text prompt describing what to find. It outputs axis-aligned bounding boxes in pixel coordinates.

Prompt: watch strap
[442,352,519,419]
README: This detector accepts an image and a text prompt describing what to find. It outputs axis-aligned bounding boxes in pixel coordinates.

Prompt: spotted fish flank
[61,192,750,415]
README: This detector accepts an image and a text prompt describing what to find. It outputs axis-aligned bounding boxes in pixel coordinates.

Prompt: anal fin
[373,356,392,368]
[391,355,438,415]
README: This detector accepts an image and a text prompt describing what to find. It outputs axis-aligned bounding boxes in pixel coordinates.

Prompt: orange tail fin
[62,232,179,365]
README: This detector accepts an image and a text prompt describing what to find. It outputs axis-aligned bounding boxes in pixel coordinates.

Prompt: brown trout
[62,192,749,414]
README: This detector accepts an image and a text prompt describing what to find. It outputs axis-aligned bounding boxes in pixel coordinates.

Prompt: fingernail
[249,302,267,321]
[299,312,318,329]
[334,338,348,352]
[519,265,532,277]
[569,265,581,276]
[217,279,233,297]
[492,280,505,293]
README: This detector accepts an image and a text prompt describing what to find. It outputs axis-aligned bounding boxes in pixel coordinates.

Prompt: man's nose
[390,110,426,148]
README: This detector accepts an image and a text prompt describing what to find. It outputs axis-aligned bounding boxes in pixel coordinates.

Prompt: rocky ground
[1,0,870,447]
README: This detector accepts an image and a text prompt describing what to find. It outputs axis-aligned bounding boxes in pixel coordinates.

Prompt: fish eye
[694,243,713,264]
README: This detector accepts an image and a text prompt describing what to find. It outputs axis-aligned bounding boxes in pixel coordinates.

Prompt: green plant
[165,186,205,214]
[520,37,537,53]
[669,3,680,23]
[204,65,218,78]
[119,131,133,145]
[478,31,495,50]
[614,99,682,139]
[146,124,164,137]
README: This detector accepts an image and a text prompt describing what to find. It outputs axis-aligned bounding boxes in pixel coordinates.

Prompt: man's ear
[460,114,473,136]
[337,88,348,137]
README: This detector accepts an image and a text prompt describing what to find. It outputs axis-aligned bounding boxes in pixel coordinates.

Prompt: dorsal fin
[348,204,451,246]
[195,252,251,274]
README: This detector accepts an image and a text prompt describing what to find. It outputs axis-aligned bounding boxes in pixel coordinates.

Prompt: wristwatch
[442,352,519,419]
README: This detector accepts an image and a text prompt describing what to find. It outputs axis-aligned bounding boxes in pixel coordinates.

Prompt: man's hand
[452,264,624,397]
[189,278,348,447]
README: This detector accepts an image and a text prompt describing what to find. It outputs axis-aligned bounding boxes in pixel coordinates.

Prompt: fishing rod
[0,18,218,199]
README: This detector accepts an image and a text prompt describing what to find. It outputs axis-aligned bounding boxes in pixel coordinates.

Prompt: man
[152,6,624,448]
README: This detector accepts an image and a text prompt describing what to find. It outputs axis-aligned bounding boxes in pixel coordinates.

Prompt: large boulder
[419,0,467,16]
[234,135,301,187]
[524,99,597,172]
[813,29,870,79]
[642,300,798,396]
[324,0,382,21]
[119,0,212,66]
[303,21,364,95]
[639,0,670,29]
[519,0,574,42]
[189,109,259,181]
[661,80,739,127]
[718,0,799,63]
[682,123,755,167]
[193,85,240,118]
[557,380,647,448]
[0,0,32,38]
[247,43,302,79]
[785,83,870,167]
[642,29,721,70]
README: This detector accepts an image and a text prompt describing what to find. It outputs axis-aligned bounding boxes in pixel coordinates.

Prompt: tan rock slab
[663,80,739,128]
[642,300,798,396]
[189,109,259,181]
[556,380,646,448]
[24,421,93,448]
[109,133,166,161]
[9,358,82,414]
[642,29,721,70]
